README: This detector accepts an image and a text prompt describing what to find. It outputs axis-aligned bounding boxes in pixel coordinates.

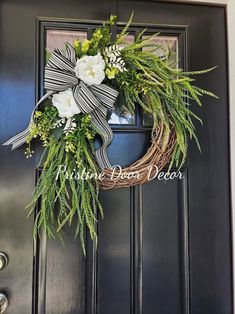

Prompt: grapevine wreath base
[101,123,176,190]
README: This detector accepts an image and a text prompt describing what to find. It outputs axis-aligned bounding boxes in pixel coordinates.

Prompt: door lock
[0,293,8,313]
[0,253,8,271]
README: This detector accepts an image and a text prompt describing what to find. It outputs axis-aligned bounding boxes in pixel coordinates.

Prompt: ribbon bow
[3,43,119,169]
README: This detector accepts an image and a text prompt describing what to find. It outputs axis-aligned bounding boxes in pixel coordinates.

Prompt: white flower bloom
[74,52,105,86]
[52,89,81,119]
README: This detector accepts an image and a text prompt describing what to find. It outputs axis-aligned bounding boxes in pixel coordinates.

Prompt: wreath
[3,14,217,254]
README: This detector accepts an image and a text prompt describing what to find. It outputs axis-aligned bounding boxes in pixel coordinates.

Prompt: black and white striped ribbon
[3,43,119,169]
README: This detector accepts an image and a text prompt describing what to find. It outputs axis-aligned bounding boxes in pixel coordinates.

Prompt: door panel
[98,188,131,314]
[0,1,232,314]
[142,177,188,314]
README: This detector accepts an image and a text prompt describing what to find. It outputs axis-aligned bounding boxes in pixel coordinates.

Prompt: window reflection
[143,36,178,65]
[108,92,135,125]
[46,30,87,53]
[119,33,136,48]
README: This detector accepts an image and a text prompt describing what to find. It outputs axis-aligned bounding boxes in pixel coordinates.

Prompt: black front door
[0,1,232,314]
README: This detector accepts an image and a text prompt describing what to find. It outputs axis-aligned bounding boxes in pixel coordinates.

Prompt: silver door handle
[0,293,8,313]
[0,253,8,271]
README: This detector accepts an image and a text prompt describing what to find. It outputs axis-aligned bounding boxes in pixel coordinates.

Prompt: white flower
[52,89,81,119]
[74,52,105,86]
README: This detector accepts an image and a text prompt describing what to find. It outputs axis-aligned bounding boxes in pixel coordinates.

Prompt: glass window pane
[142,109,154,127]
[119,33,136,48]
[46,29,87,53]
[142,36,179,126]
[108,34,135,125]
[143,35,178,65]
[108,92,135,125]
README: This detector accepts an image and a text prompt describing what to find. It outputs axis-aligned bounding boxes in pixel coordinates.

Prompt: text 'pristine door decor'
[3,14,217,254]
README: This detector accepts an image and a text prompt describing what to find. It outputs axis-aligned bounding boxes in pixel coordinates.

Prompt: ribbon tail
[90,109,113,170]
[3,90,54,150]
[73,82,118,169]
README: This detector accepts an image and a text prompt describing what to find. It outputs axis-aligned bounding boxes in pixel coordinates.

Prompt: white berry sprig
[104,45,127,73]
[52,117,66,129]
[63,118,77,136]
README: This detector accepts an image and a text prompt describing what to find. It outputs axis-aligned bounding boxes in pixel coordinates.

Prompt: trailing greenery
[27,108,102,255]
[115,49,217,168]
[115,14,217,168]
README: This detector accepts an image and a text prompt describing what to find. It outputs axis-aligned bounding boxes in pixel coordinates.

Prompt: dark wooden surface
[0,1,232,314]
